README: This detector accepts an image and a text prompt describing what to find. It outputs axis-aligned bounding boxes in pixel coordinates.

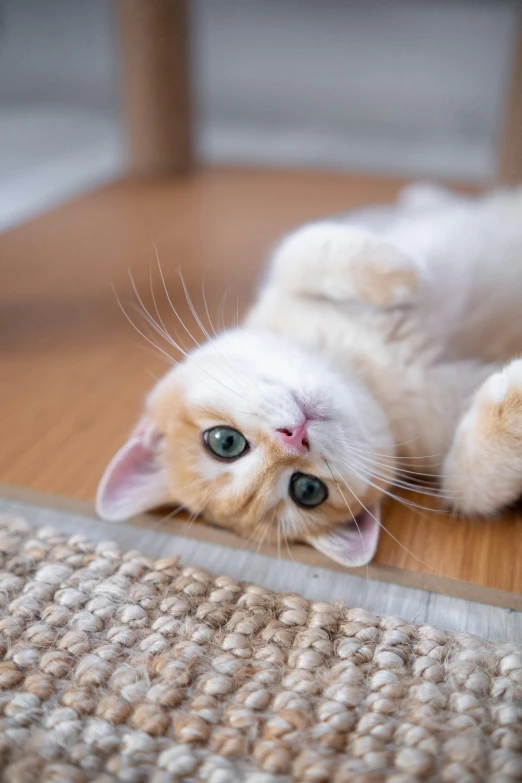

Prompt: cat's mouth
[306,504,381,567]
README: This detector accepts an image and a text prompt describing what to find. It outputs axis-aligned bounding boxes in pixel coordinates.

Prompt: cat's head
[96,329,395,566]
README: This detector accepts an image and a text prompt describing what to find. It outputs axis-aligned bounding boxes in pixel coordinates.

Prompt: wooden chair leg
[117,0,193,177]
[497,4,522,184]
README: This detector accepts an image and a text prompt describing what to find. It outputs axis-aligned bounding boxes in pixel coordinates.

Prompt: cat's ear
[306,504,381,567]
[96,420,170,522]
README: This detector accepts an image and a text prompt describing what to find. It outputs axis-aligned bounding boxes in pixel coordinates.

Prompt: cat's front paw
[274,222,421,308]
[354,245,420,307]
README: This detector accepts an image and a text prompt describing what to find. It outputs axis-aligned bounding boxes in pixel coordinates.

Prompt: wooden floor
[1,168,521,603]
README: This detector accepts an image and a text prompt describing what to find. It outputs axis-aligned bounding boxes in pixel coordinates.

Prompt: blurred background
[0,0,519,231]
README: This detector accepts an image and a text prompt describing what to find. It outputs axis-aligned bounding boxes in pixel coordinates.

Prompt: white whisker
[338,457,449,515]
[155,252,203,349]
[112,283,178,365]
[331,466,468,580]
[201,270,220,338]
[336,441,467,501]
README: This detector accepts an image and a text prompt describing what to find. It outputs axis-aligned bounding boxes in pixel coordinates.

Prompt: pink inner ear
[306,504,381,567]
[96,424,170,522]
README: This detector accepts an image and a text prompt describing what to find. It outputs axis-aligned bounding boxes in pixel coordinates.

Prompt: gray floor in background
[1,496,521,645]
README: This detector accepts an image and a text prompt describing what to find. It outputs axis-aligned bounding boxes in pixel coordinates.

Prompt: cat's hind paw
[474,359,522,439]
[442,359,522,515]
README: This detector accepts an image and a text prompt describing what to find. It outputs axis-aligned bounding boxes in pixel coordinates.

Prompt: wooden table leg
[117,0,193,177]
[497,4,522,184]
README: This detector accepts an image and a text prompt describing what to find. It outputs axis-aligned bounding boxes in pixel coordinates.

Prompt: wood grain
[497,4,522,183]
[117,0,193,175]
[1,168,520,598]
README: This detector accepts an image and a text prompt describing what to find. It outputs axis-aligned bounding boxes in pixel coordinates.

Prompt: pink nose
[276,421,310,453]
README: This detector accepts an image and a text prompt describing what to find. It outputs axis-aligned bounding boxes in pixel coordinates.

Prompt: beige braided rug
[1,516,522,783]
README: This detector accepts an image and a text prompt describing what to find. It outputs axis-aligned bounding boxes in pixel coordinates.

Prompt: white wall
[194,0,517,178]
[0,0,124,231]
[0,0,518,230]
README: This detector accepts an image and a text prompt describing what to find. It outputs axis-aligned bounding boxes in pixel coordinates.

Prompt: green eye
[290,472,328,508]
[203,426,248,461]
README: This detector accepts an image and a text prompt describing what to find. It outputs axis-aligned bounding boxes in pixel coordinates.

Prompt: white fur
[152,329,393,529]
[247,186,522,467]
[98,185,522,565]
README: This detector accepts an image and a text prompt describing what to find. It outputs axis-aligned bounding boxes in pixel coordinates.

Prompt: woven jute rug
[1,516,521,783]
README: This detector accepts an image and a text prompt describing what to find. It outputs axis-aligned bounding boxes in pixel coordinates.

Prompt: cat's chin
[306,504,381,567]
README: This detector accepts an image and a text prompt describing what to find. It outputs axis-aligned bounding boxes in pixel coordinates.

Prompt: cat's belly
[342,187,522,364]
[246,285,438,369]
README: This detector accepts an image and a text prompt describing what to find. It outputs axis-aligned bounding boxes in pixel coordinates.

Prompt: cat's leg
[442,359,522,515]
[271,222,423,308]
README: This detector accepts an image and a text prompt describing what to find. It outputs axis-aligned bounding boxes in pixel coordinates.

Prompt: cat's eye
[203,426,249,461]
[290,472,328,508]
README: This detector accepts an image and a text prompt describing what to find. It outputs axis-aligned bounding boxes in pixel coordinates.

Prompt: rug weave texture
[1,516,521,783]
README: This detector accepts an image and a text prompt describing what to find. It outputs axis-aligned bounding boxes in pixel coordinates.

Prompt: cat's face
[97,330,395,566]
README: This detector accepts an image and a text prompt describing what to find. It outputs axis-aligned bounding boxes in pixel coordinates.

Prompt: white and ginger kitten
[97,184,522,567]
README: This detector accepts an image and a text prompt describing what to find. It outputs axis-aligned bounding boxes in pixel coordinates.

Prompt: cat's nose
[276,421,310,453]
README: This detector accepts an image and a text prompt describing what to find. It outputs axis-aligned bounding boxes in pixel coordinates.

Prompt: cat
[96,184,522,568]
